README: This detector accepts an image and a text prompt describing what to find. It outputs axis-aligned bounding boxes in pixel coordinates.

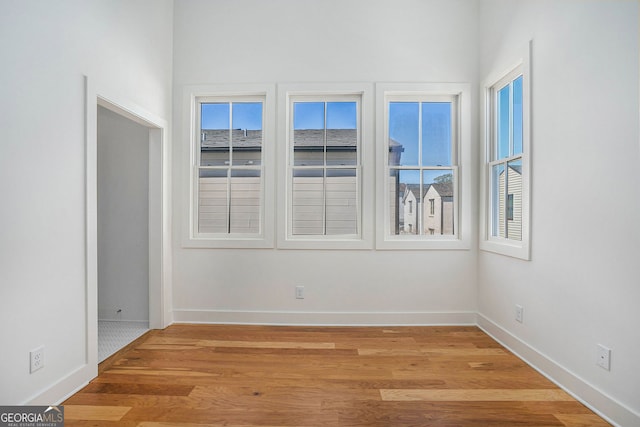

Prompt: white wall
[171,0,479,324]
[477,0,640,424]
[97,106,149,322]
[0,0,173,404]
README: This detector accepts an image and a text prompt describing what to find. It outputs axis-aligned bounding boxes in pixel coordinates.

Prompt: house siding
[497,166,522,240]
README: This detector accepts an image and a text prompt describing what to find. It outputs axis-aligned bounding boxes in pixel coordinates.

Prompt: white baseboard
[24,363,96,406]
[172,309,477,326]
[477,313,639,427]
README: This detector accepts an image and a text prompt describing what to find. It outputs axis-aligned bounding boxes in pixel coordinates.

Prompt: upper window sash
[491,70,524,162]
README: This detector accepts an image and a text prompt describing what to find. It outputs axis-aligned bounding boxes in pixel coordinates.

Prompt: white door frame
[85,75,172,375]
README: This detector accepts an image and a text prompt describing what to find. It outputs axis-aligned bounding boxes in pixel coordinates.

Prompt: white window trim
[375,82,471,250]
[181,83,276,249]
[480,41,532,260]
[277,83,374,250]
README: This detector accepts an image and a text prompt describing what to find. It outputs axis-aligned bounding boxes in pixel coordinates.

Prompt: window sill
[480,238,530,260]
[376,235,470,251]
[277,235,373,250]
[182,235,274,249]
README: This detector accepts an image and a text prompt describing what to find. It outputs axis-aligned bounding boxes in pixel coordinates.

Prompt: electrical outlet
[30,346,44,373]
[515,305,524,323]
[597,344,611,371]
[295,286,304,299]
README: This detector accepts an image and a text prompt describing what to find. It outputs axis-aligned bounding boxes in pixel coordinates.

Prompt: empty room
[0,0,638,426]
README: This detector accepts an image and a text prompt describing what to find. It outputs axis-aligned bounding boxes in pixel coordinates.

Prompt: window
[290,100,359,236]
[277,83,373,249]
[490,74,523,241]
[183,84,275,248]
[480,42,531,259]
[197,100,263,234]
[376,83,471,250]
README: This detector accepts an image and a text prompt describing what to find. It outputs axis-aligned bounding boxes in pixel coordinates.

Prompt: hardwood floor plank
[554,413,613,426]
[63,324,610,426]
[64,404,131,421]
[380,388,575,402]
[358,347,508,356]
[80,382,195,396]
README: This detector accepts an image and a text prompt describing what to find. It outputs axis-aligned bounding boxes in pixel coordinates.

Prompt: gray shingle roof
[401,181,453,202]
[428,182,453,198]
[201,129,361,150]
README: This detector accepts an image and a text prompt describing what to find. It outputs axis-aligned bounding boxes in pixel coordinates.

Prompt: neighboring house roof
[201,129,362,150]
[498,164,523,175]
[201,129,403,153]
[402,184,427,203]
[293,129,356,148]
[427,182,453,198]
[401,181,453,203]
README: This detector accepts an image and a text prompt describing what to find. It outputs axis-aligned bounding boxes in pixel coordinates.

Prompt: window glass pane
[229,169,261,234]
[506,159,522,241]
[198,169,228,233]
[512,76,523,155]
[232,103,262,165]
[326,102,357,129]
[325,168,357,235]
[491,163,505,237]
[422,102,452,166]
[326,127,357,166]
[293,102,324,166]
[497,85,510,159]
[201,103,230,129]
[292,168,324,235]
[389,102,419,166]
[326,102,357,166]
[201,103,230,166]
[423,169,454,235]
[388,169,399,235]
[394,169,420,235]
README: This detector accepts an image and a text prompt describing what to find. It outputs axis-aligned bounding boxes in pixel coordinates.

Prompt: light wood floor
[64,324,610,426]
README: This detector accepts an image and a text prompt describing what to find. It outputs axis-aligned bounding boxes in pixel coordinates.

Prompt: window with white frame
[490,71,523,241]
[376,83,470,250]
[481,46,531,259]
[185,86,275,248]
[277,84,373,249]
[288,96,361,237]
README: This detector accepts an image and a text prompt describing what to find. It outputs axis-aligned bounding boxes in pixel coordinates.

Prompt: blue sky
[201,102,263,130]
[293,102,357,129]
[389,102,452,167]
[497,75,523,159]
[201,101,358,131]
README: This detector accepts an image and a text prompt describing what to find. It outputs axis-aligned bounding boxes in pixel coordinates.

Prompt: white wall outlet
[295,285,304,299]
[30,346,44,373]
[515,304,524,323]
[597,344,611,371]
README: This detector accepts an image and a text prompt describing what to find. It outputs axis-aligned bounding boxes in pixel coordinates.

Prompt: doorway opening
[97,105,150,361]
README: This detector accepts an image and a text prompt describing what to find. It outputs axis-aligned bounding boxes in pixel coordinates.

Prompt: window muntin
[288,97,361,237]
[386,96,457,238]
[196,97,264,236]
[489,73,523,241]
